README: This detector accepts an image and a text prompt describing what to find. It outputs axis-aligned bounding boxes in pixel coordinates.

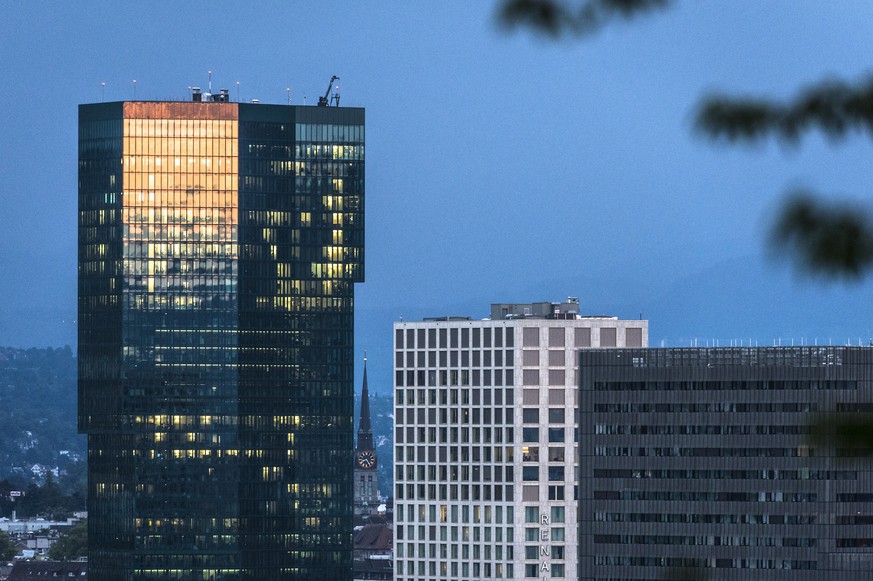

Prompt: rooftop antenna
[236,81,240,102]
[101,82,106,102]
[208,70,213,94]
[287,87,291,105]
[132,79,137,99]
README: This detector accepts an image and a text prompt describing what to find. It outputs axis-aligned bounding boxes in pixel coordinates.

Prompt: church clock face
[356,450,376,469]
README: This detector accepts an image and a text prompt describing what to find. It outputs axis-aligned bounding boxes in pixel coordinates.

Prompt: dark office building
[579,347,873,580]
[78,96,364,579]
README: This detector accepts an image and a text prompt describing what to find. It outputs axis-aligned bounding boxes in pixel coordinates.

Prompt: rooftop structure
[490,297,582,320]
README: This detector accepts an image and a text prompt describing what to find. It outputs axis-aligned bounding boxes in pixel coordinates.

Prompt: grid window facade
[579,347,873,581]
[394,309,647,580]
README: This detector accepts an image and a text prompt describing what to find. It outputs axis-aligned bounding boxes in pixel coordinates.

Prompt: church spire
[357,353,374,452]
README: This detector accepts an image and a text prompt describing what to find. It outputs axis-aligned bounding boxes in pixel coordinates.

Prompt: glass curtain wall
[237,105,364,578]
[80,101,364,580]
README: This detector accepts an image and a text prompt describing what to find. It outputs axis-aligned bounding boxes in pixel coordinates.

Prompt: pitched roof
[9,561,88,580]
[353,523,393,551]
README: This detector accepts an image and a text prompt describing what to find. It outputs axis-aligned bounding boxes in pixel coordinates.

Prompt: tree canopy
[48,520,87,561]
[0,530,15,562]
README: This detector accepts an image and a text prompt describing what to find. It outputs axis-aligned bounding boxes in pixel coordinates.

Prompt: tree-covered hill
[0,346,84,488]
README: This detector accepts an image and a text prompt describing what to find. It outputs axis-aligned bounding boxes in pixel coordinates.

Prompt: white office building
[393,298,648,580]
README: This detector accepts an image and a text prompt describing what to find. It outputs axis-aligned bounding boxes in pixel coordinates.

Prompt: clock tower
[354,356,380,516]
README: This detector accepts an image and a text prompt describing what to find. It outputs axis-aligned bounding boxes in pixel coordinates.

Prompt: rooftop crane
[318,75,339,107]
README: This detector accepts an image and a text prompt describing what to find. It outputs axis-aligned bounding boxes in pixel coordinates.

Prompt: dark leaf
[498,0,569,36]
[696,98,779,141]
[770,192,873,279]
[660,563,709,581]
[697,78,873,143]
[498,0,672,36]
[810,412,873,458]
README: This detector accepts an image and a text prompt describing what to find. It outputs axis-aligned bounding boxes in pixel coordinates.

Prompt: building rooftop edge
[80,100,364,110]
[399,297,648,323]
[396,316,639,324]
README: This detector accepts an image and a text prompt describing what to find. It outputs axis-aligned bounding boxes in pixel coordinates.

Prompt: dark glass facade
[79,101,364,580]
[578,347,873,581]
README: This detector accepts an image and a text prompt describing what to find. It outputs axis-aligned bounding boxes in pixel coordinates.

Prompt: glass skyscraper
[78,98,364,579]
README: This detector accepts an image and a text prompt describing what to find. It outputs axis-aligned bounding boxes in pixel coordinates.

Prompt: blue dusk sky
[2,1,873,392]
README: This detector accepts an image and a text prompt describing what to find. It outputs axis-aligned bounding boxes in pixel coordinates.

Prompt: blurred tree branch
[695,79,873,278]
[498,0,672,37]
[661,564,709,581]
[697,78,873,143]
[810,412,873,458]
[497,0,873,280]
[770,191,873,280]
